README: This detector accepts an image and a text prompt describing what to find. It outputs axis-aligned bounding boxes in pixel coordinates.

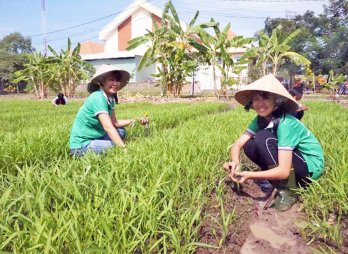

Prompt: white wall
[135,55,157,81]
[104,32,118,55]
[195,65,222,90]
[130,8,152,55]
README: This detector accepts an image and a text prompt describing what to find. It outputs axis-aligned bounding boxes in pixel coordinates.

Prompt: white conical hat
[87,64,130,93]
[235,74,299,113]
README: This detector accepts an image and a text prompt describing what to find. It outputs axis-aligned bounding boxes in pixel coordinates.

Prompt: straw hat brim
[87,66,130,94]
[235,74,299,113]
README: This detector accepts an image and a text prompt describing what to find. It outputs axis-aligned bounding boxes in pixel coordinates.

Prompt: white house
[79,0,249,91]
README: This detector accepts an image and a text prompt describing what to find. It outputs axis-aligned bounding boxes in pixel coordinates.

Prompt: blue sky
[0,0,330,53]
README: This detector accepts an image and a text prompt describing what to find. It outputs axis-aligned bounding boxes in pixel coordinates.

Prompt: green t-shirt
[246,114,324,179]
[69,90,115,149]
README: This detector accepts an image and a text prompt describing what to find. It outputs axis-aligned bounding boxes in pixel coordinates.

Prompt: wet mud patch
[196,179,313,254]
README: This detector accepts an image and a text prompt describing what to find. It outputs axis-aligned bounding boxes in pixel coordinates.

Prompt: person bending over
[52,92,68,106]
[289,89,308,120]
[223,74,324,210]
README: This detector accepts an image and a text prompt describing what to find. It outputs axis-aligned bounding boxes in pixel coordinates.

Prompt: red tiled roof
[227,30,236,39]
[80,41,104,54]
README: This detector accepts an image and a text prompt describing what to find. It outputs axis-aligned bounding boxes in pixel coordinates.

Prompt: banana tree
[48,38,93,97]
[250,26,311,77]
[11,52,50,98]
[269,29,311,74]
[127,0,215,96]
[325,70,346,95]
[193,20,253,97]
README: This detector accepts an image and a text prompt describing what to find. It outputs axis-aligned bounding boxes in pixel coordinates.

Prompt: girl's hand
[139,117,149,125]
[234,171,249,184]
[223,161,239,176]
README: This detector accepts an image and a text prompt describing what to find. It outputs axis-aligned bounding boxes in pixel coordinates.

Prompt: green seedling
[143,112,150,136]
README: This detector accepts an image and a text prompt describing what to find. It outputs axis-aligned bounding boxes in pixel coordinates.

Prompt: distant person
[223,74,324,211]
[282,81,289,91]
[338,77,348,95]
[52,92,68,106]
[293,81,305,95]
[69,64,149,157]
[289,89,308,120]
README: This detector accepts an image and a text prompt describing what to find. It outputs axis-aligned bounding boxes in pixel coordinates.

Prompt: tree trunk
[39,81,44,98]
[273,58,278,75]
[162,64,168,97]
[262,62,266,76]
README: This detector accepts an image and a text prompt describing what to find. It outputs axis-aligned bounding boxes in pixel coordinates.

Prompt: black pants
[243,130,311,186]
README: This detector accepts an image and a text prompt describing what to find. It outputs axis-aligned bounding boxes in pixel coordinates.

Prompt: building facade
[80,0,249,91]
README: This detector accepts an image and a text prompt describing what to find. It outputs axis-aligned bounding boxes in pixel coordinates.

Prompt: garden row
[0,99,347,252]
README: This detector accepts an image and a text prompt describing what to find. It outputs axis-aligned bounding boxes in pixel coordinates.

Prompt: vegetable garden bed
[0,99,347,253]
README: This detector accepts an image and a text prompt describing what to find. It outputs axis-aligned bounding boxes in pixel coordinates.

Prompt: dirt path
[196,180,313,254]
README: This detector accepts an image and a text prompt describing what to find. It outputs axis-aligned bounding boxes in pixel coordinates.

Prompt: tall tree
[0,32,35,54]
[0,32,35,92]
[263,0,348,76]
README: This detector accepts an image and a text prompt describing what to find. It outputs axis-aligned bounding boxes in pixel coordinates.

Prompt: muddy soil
[196,178,315,254]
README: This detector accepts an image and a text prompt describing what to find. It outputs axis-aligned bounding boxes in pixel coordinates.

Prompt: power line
[28,0,156,38]
[175,0,300,12]
[27,0,326,50]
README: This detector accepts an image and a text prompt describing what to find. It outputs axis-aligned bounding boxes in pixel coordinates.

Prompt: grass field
[0,99,347,253]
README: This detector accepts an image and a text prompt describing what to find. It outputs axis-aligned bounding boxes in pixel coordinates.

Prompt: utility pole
[41,0,47,56]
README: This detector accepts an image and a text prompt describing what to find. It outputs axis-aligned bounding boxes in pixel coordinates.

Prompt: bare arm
[110,109,136,128]
[235,150,292,183]
[98,113,126,148]
[223,133,252,177]
[111,110,149,128]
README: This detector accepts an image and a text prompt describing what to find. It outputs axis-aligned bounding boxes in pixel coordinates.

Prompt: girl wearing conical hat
[223,74,324,210]
[69,64,149,156]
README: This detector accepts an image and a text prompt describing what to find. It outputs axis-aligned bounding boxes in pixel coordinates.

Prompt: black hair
[57,92,64,99]
[289,89,302,100]
[101,71,123,83]
[244,101,252,112]
[112,93,119,104]
[244,91,275,112]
